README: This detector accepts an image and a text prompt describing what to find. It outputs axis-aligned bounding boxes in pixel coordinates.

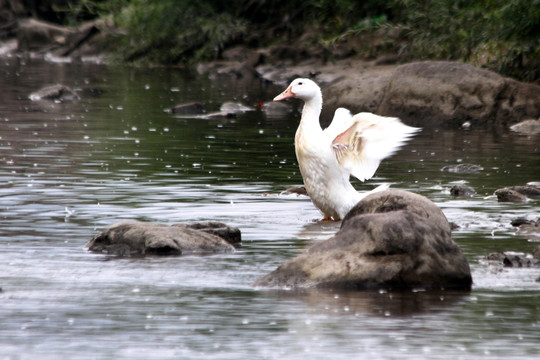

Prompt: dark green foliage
[110,0,247,63]
[390,0,540,81]
[65,0,539,81]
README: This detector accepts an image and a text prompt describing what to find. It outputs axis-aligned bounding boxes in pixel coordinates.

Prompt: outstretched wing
[332,112,420,181]
[324,107,354,140]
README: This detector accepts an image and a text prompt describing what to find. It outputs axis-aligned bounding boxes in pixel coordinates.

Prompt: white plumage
[274,78,420,221]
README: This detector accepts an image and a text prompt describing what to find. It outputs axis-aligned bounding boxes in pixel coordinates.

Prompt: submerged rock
[280,186,308,196]
[87,221,240,257]
[255,190,472,291]
[512,218,540,240]
[164,102,204,114]
[260,101,292,118]
[198,111,237,119]
[29,84,79,102]
[450,184,476,197]
[441,163,483,174]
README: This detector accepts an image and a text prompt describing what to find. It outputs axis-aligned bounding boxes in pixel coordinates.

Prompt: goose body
[274,78,420,220]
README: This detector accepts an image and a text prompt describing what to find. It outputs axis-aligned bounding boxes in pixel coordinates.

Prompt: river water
[1,57,539,359]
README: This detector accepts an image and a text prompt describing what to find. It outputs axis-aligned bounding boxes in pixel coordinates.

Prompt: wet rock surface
[510,119,540,134]
[495,189,528,202]
[505,185,540,198]
[323,61,540,127]
[512,218,540,240]
[255,190,472,291]
[86,221,241,257]
[495,184,540,202]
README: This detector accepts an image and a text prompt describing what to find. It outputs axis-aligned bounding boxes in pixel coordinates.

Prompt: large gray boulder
[323,61,540,127]
[255,190,472,291]
[87,221,241,257]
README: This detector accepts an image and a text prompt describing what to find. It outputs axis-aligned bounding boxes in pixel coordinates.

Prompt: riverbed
[1,57,539,359]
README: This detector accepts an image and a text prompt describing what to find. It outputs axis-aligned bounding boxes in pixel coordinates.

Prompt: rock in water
[86,221,240,257]
[495,189,528,202]
[450,184,476,197]
[510,119,540,135]
[29,84,80,102]
[255,190,472,291]
[220,102,254,113]
[441,163,483,174]
[164,102,204,114]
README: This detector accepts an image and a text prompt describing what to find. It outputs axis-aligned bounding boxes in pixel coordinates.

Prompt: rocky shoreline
[2,17,540,130]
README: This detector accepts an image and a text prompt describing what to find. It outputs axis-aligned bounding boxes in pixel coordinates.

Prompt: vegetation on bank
[63,0,539,81]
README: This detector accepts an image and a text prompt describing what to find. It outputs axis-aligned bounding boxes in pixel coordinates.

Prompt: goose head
[273,78,321,102]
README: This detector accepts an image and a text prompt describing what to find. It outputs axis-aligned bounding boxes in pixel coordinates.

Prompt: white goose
[274,78,420,221]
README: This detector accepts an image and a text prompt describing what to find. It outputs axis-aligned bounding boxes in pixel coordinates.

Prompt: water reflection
[267,289,470,317]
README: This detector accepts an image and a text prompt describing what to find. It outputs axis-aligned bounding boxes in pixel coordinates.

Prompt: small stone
[280,186,308,196]
[164,102,204,114]
[29,84,79,102]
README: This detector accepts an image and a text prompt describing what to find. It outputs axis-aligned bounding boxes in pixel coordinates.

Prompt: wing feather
[324,107,354,140]
[331,112,420,181]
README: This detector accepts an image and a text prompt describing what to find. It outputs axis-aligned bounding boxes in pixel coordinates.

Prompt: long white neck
[298,91,323,135]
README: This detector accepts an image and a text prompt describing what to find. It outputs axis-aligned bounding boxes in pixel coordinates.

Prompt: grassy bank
[68,0,539,81]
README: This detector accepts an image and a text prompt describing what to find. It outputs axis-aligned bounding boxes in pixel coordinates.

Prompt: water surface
[1,57,539,359]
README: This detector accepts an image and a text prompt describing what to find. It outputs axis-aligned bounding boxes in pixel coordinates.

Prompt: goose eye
[298,82,303,85]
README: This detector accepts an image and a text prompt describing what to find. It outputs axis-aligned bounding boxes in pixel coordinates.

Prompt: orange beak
[273,86,295,101]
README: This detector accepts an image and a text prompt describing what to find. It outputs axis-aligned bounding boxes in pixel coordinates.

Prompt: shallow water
[1,57,539,359]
